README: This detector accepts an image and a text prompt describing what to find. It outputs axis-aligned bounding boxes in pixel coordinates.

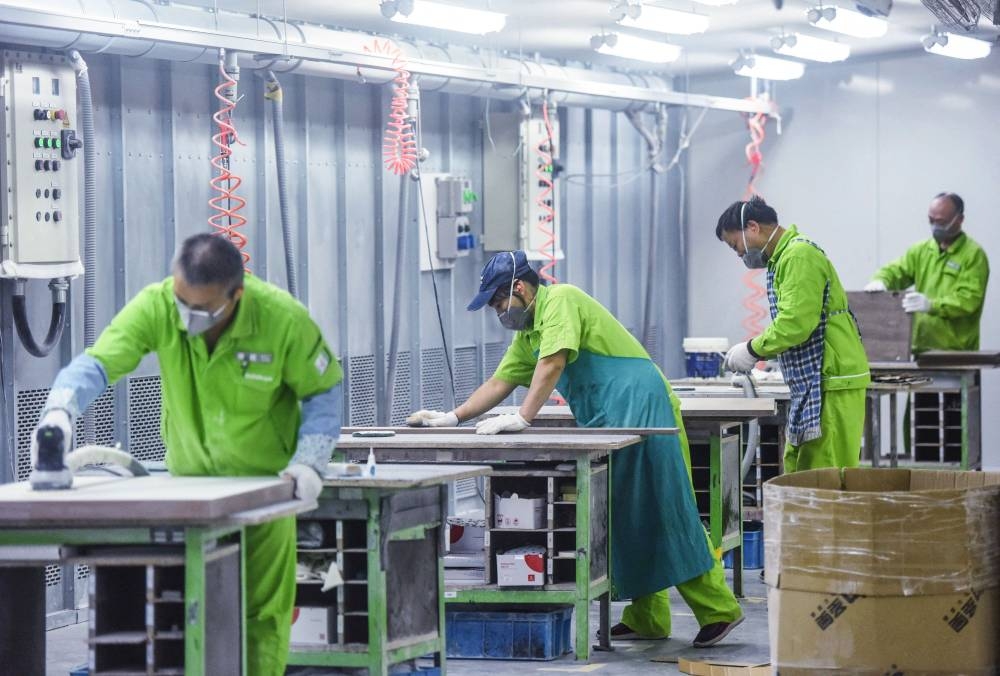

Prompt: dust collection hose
[262,70,298,298]
[12,279,69,358]
[67,50,96,349]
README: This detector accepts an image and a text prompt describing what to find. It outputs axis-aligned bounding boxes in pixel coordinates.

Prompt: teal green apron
[556,351,713,598]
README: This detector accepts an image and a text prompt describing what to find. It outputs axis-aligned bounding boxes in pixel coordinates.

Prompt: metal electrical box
[482,111,564,262]
[418,172,476,272]
[0,51,83,279]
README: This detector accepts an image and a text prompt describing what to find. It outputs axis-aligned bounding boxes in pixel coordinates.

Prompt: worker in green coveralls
[864,191,989,453]
[407,250,744,646]
[716,196,870,472]
[32,234,343,675]
[865,192,989,353]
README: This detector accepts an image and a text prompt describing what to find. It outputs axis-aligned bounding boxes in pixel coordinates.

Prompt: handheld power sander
[29,424,73,490]
[29,423,149,490]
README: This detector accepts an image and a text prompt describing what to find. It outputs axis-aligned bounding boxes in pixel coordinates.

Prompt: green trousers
[783,388,866,473]
[619,531,742,637]
[245,516,297,676]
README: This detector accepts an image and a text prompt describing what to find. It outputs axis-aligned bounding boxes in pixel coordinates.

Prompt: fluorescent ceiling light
[388,1,506,35]
[595,33,682,63]
[617,5,710,36]
[807,6,888,38]
[772,33,850,62]
[732,54,805,80]
[691,0,739,5]
[922,31,992,59]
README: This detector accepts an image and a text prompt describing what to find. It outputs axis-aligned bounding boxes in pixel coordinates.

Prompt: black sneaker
[693,615,745,648]
[596,622,668,641]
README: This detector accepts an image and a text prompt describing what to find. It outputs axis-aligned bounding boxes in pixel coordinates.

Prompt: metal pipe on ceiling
[0,0,772,114]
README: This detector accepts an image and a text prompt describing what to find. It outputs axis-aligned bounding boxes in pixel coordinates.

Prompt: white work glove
[864,280,887,292]
[902,291,932,314]
[475,412,530,435]
[405,410,459,427]
[724,342,758,373]
[280,463,323,502]
[31,408,73,469]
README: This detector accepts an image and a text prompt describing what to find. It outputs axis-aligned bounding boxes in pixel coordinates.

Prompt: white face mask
[174,295,228,337]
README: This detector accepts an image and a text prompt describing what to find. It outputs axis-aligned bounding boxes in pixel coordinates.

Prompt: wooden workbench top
[0,475,297,526]
[336,431,641,451]
[490,398,777,422]
[322,463,490,488]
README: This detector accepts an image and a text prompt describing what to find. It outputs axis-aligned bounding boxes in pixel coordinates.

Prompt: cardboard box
[290,606,335,645]
[676,657,770,676]
[447,517,486,553]
[496,546,545,586]
[444,567,485,584]
[763,468,1000,673]
[769,586,1000,674]
[493,493,545,530]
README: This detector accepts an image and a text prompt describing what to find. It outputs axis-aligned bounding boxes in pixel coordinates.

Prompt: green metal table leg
[709,431,722,551]
[574,456,592,661]
[437,485,449,674]
[185,527,208,676]
[367,493,389,676]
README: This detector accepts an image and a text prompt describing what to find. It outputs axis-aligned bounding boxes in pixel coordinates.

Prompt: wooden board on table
[322,463,490,488]
[491,400,776,422]
[0,475,294,526]
[336,432,641,451]
[916,350,1000,368]
[847,291,912,363]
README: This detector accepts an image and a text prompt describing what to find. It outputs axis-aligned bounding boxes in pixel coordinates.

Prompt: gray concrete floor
[46,571,768,675]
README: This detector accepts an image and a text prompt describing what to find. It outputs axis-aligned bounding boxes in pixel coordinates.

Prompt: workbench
[335,431,644,661]
[490,398,777,598]
[0,474,306,676]
[869,351,1000,470]
[286,463,490,676]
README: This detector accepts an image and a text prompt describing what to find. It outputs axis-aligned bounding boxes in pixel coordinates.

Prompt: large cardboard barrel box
[763,468,1000,675]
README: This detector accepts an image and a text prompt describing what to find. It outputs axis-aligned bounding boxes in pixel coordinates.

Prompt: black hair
[715,195,779,240]
[173,233,244,295]
[934,192,964,216]
[519,269,541,287]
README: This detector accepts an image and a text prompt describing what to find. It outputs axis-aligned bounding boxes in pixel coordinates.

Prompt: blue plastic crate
[69,666,88,676]
[446,605,573,660]
[685,351,723,378]
[723,529,763,570]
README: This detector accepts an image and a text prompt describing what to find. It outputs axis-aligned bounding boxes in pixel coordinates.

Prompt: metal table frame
[336,431,643,661]
[287,464,490,676]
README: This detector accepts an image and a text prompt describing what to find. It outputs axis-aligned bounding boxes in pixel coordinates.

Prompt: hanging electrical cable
[209,49,249,268]
[740,100,771,342]
[261,70,297,297]
[535,97,558,283]
[366,39,418,176]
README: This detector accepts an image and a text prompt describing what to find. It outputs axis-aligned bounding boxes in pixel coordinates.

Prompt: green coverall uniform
[494,283,742,638]
[873,232,990,353]
[87,275,343,675]
[749,226,870,472]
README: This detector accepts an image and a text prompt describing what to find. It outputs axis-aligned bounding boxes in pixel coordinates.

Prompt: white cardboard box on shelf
[447,517,487,553]
[496,546,546,586]
[290,606,335,645]
[493,493,545,529]
[444,567,486,583]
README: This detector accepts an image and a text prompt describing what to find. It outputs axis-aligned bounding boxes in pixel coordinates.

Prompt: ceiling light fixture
[732,53,805,80]
[771,33,850,62]
[922,30,992,59]
[614,4,710,35]
[381,0,506,35]
[691,0,739,5]
[807,5,888,38]
[592,33,682,63]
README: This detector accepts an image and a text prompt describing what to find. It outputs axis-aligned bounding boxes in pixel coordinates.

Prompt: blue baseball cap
[467,251,535,311]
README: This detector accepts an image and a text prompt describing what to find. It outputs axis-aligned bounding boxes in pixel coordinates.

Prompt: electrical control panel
[482,111,564,262]
[418,172,477,272]
[0,51,83,279]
